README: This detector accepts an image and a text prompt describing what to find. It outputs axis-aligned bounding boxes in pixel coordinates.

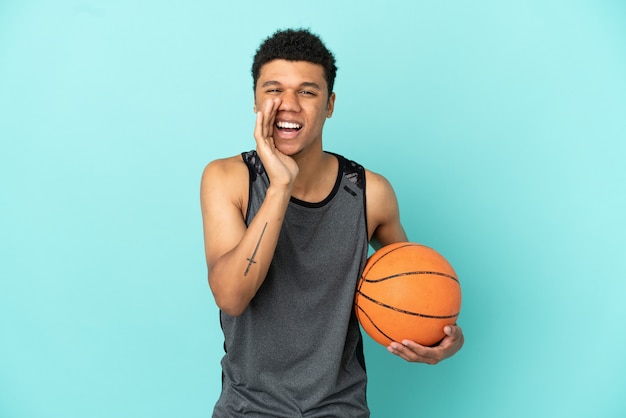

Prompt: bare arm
[200,98,298,316]
[366,170,409,248]
[200,159,289,316]
[365,169,464,363]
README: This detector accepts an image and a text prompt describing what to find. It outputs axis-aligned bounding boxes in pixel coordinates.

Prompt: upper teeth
[277,121,301,129]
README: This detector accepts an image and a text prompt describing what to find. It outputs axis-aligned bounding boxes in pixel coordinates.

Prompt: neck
[291,150,338,202]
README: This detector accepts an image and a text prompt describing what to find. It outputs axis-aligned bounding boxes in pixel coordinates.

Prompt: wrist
[267,184,292,199]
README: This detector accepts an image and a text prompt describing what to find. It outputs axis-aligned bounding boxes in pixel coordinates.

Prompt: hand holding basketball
[387,324,464,364]
[355,242,463,359]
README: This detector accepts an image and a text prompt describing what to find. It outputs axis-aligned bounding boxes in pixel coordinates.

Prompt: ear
[326,92,336,118]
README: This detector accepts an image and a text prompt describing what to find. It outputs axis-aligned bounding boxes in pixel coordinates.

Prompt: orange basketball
[354,242,461,347]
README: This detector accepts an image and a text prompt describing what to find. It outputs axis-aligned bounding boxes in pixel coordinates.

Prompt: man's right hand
[254,98,299,189]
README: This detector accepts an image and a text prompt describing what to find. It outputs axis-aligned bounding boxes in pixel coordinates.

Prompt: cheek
[308,104,328,120]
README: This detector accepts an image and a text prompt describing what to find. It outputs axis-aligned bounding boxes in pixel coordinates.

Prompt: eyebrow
[261,80,322,90]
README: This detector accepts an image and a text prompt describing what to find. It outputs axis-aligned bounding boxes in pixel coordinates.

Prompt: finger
[254,110,264,142]
[265,98,280,138]
[386,342,413,361]
[260,100,270,139]
[444,325,460,336]
[261,99,276,139]
[387,341,438,364]
[399,340,438,360]
[442,325,464,348]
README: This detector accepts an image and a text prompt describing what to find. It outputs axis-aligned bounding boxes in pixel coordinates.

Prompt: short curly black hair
[252,28,337,98]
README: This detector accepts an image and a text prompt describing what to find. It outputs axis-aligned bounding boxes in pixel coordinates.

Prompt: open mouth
[275,121,302,132]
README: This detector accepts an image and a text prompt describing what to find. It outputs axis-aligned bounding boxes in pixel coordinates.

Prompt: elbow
[208,263,256,316]
[215,296,248,317]
[209,277,249,317]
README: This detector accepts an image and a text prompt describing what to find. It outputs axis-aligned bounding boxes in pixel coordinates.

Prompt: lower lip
[274,127,301,140]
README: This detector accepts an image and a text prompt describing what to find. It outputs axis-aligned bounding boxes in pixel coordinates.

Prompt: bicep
[366,170,409,250]
[200,159,248,270]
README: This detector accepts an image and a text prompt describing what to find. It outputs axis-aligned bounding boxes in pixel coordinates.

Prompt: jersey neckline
[289,152,343,209]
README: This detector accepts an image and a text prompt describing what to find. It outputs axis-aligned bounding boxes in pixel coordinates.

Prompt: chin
[276,146,300,157]
[274,141,301,156]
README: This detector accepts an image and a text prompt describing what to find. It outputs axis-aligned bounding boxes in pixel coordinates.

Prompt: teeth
[276,121,302,129]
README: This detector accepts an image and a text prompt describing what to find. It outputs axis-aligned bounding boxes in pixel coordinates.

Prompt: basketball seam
[356,291,460,319]
[362,243,418,277]
[362,270,459,283]
[355,305,394,343]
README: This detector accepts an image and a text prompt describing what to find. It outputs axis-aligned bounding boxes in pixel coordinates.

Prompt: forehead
[257,59,327,88]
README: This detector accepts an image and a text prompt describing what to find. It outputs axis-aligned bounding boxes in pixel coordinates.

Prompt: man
[200,28,464,417]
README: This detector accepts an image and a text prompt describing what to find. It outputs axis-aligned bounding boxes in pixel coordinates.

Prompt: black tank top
[212,151,370,417]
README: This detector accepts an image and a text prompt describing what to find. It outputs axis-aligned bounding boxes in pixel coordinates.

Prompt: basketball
[354,242,461,347]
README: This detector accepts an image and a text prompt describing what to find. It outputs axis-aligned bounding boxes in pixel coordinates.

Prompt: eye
[299,90,316,96]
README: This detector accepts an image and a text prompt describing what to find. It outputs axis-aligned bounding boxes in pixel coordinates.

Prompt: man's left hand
[387,325,464,364]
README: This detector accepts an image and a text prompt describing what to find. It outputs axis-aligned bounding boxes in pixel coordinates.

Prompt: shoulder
[364,169,398,218]
[328,152,365,189]
[200,154,249,207]
[202,154,248,185]
[328,152,395,204]
[365,168,395,199]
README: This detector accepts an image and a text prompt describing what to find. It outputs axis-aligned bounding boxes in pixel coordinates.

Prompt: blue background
[1,1,625,417]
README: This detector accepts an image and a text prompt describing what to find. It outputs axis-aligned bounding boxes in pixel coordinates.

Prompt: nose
[278,90,301,113]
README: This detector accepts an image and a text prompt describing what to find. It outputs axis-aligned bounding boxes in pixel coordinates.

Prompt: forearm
[208,185,291,316]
